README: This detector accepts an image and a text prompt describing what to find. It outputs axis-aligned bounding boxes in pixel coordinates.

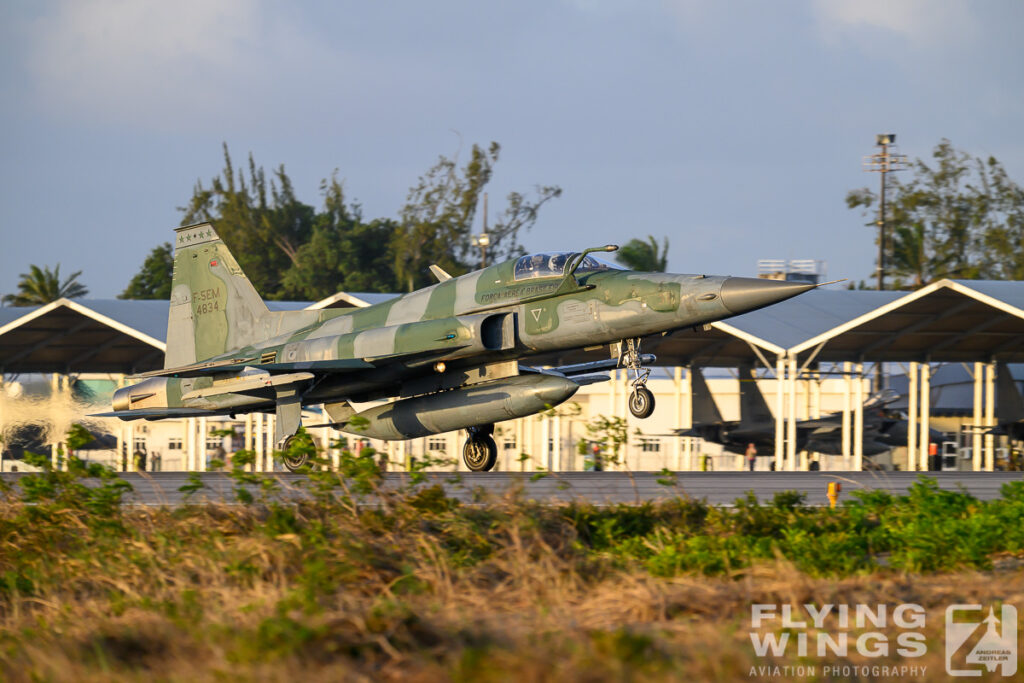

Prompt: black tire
[628,386,655,419]
[282,434,309,472]
[463,435,498,472]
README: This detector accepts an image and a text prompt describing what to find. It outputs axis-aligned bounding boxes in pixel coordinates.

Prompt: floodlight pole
[863,134,908,392]
[863,134,908,291]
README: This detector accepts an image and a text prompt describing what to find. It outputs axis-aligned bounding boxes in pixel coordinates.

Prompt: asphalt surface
[3,471,1021,506]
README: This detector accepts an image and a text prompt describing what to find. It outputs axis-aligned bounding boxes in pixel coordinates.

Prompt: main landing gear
[463,424,498,472]
[621,338,655,419]
[282,433,310,472]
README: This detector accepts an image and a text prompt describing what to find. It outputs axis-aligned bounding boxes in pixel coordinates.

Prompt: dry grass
[1,469,1023,681]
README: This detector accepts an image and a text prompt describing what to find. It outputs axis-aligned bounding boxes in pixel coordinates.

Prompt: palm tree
[2,264,89,306]
[614,235,669,272]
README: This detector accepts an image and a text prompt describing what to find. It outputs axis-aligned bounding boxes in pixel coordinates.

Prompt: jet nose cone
[719,277,814,315]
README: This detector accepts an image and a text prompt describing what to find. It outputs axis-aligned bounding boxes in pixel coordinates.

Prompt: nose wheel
[620,338,656,419]
[628,386,655,419]
[463,425,498,472]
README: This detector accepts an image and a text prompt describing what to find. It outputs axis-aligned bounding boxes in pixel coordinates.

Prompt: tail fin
[164,223,269,368]
[690,366,724,424]
[737,365,773,425]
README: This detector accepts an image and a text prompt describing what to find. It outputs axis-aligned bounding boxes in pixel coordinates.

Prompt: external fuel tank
[334,373,580,440]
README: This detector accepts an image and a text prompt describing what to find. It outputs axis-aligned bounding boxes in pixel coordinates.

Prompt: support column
[267,414,276,472]
[198,416,207,471]
[774,356,782,473]
[244,413,253,471]
[973,362,983,471]
[553,413,562,471]
[808,371,820,471]
[918,363,931,472]
[853,363,864,472]
[907,362,918,471]
[126,418,135,472]
[673,366,683,471]
[842,362,852,469]
[515,418,524,472]
[541,413,551,470]
[810,371,821,419]
[619,371,629,422]
[254,412,264,472]
[985,362,995,471]
[50,374,60,469]
[787,356,797,471]
[682,366,692,471]
[609,369,617,415]
[187,418,197,471]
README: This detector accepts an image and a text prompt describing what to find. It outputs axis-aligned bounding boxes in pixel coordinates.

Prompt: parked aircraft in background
[993,363,1024,442]
[676,366,942,458]
[96,223,815,471]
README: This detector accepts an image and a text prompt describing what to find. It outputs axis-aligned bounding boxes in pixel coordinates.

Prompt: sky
[1,0,1022,300]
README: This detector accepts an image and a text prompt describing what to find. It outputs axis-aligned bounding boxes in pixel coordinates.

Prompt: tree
[2,264,88,306]
[393,141,561,291]
[180,144,317,299]
[119,242,174,299]
[614,235,669,272]
[279,175,400,298]
[847,139,1024,288]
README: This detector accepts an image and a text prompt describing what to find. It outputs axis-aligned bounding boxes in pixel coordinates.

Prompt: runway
[3,470,1021,506]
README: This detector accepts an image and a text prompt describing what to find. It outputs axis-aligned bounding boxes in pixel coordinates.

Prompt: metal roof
[788,279,1024,364]
[0,299,166,374]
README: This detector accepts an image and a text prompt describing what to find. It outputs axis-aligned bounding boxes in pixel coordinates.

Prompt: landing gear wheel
[620,337,655,419]
[282,434,309,472]
[629,386,655,419]
[463,435,498,472]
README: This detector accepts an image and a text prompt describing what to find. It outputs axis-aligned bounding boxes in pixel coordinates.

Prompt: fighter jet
[96,222,814,471]
[678,366,942,457]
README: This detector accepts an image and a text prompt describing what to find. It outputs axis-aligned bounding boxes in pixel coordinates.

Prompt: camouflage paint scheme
[107,223,809,443]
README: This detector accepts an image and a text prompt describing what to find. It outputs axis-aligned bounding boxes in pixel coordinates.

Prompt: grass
[0,446,1022,680]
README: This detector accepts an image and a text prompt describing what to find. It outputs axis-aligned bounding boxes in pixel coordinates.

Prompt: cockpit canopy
[513,252,623,281]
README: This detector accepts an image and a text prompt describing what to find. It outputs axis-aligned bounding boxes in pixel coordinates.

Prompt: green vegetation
[614,234,670,272]
[119,242,174,300]
[129,141,562,301]
[2,440,1023,679]
[847,138,1024,288]
[1,263,88,306]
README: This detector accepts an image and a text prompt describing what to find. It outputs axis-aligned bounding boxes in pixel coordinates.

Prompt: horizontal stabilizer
[132,357,258,379]
[89,408,225,421]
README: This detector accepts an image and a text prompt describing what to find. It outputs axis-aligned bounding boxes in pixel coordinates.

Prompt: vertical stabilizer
[996,363,1024,424]
[165,223,270,368]
[738,365,774,425]
[690,366,724,424]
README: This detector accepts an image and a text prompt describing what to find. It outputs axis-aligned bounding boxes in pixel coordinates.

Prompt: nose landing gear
[463,424,498,472]
[620,338,655,419]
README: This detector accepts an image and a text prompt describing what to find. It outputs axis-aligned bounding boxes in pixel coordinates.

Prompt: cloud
[811,0,978,47]
[26,0,331,129]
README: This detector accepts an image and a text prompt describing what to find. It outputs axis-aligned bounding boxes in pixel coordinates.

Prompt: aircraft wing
[132,346,470,379]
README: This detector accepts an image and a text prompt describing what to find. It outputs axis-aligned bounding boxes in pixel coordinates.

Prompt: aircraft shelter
[0,280,1021,472]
